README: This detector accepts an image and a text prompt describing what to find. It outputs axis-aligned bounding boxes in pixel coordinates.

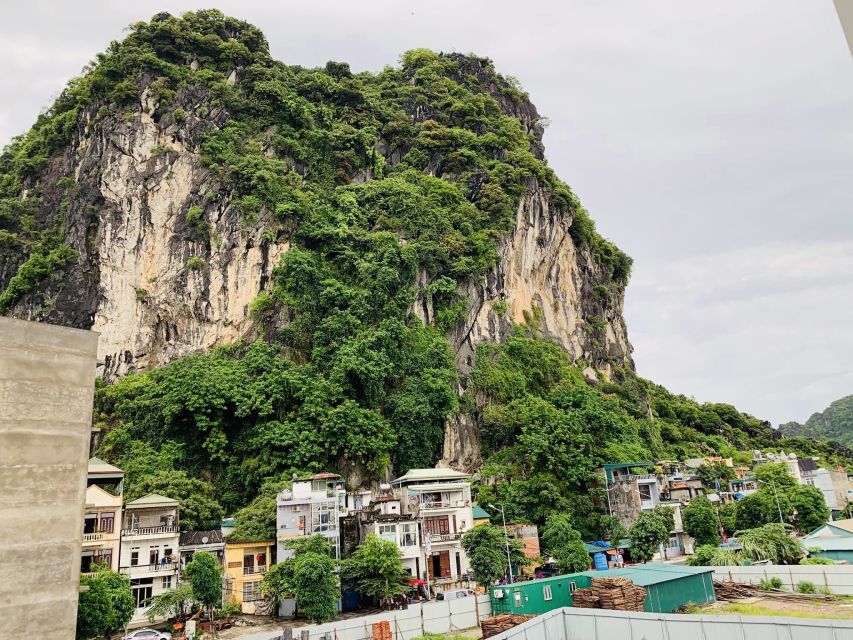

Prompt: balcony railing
[121,525,179,536]
[82,533,105,542]
[121,562,179,575]
[243,565,267,575]
[419,500,469,511]
[426,532,462,544]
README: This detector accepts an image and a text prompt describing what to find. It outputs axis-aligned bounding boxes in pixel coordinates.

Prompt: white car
[436,589,475,601]
[122,630,172,640]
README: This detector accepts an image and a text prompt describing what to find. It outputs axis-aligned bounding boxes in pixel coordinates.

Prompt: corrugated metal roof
[391,468,471,484]
[573,564,714,586]
[125,493,179,508]
[87,456,124,475]
[472,505,491,519]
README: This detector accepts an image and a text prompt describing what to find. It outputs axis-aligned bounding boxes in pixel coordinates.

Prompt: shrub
[759,577,784,591]
[186,256,205,270]
[800,556,834,565]
[795,581,816,594]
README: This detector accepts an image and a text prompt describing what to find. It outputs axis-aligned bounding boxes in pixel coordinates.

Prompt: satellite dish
[202,536,209,544]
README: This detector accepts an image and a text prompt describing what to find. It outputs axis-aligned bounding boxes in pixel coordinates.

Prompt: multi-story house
[391,468,474,585]
[119,494,181,626]
[82,457,124,574]
[276,473,347,561]
[601,463,661,527]
[179,530,225,569]
[353,490,422,578]
[224,538,275,614]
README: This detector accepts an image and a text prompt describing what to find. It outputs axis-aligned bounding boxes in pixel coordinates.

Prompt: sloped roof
[125,493,179,508]
[830,518,853,533]
[574,563,713,585]
[807,537,853,551]
[472,505,491,520]
[88,456,124,476]
[798,458,819,473]
[391,468,471,484]
[180,530,224,547]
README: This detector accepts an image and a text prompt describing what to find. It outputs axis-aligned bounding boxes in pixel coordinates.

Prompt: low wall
[246,595,492,640]
[489,606,853,640]
[712,565,853,595]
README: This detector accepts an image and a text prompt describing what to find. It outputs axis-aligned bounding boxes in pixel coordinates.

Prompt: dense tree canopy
[461,525,526,586]
[186,552,222,621]
[76,568,134,640]
[263,535,339,622]
[627,511,670,563]
[682,496,721,547]
[541,514,591,573]
[340,534,410,601]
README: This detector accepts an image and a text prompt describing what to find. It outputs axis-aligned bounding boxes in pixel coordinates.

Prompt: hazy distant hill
[780,395,853,447]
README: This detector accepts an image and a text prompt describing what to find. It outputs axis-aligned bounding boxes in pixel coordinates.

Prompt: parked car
[121,629,172,640]
[436,589,474,601]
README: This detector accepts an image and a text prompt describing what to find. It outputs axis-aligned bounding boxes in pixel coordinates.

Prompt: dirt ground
[702,596,853,620]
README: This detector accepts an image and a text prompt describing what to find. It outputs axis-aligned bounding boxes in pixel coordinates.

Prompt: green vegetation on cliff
[780,395,853,448]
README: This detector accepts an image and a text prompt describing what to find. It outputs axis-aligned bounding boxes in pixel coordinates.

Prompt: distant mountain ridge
[780,394,853,448]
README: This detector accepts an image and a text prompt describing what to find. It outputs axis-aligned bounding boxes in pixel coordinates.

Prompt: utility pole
[758,479,785,524]
[489,503,514,584]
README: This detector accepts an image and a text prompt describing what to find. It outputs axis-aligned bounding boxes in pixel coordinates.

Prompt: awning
[409,578,427,586]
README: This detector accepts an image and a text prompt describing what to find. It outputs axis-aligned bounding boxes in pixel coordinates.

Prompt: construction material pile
[713,581,833,602]
[482,614,536,638]
[573,577,646,612]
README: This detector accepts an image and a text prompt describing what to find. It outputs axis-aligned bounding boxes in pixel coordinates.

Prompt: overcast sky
[2,1,851,426]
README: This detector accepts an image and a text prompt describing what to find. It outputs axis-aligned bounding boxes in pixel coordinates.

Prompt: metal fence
[712,565,853,595]
[488,606,853,640]
[242,594,492,640]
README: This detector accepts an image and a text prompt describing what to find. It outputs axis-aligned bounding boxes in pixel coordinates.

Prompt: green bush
[800,556,834,565]
[186,256,205,270]
[795,581,816,594]
[759,577,784,591]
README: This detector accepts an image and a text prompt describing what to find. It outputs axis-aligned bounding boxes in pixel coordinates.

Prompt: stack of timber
[482,614,536,638]
[574,578,646,612]
[713,581,833,602]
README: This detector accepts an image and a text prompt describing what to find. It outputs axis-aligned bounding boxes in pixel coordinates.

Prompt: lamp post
[757,479,785,524]
[488,503,514,584]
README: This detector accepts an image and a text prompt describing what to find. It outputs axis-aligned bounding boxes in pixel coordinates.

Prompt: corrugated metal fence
[243,594,493,640]
[488,606,853,640]
[712,565,853,595]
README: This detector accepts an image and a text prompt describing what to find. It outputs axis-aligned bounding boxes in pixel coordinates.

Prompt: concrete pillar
[0,318,98,639]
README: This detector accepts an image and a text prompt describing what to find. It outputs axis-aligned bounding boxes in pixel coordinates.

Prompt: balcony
[122,562,179,576]
[121,525,179,537]
[419,500,469,511]
[243,565,267,576]
[426,532,462,544]
[82,533,105,543]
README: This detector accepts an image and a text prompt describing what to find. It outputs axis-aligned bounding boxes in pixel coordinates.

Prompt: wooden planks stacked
[482,614,536,638]
[573,578,646,612]
[713,580,833,603]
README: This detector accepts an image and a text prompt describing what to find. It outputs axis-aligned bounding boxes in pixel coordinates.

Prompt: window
[130,578,154,608]
[83,515,97,534]
[257,552,267,569]
[243,580,262,602]
[99,512,115,533]
[130,550,139,567]
[569,581,577,593]
[379,524,397,544]
[297,515,306,532]
[243,554,255,573]
[319,511,330,525]
[162,576,172,589]
[638,484,653,501]
[543,586,553,601]
[424,517,450,536]
[513,591,522,606]
[401,523,417,547]
[149,548,160,566]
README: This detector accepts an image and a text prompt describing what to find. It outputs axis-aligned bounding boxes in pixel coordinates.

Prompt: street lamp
[488,503,514,584]
[757,479,785,524]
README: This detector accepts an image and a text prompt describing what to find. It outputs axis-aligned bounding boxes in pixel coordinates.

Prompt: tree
[461,525,526,586]
[76,567,134,640]
[696,462,735,489]
[653,504,675,532]
[682,496,720,547]
[736,523,804,564]
[598,515,627,544]
[754,462,797,491]
[262,535,339,622]
[146,583,196,623]
[541,514,591,573]
[229,477,290,541]
[717,501,737,535]
[791,485,830,533]
[128,469,224,530]
[735,490,791,530]
[186,552,222,624]
[340,534,410,602]
[627,510,669,563]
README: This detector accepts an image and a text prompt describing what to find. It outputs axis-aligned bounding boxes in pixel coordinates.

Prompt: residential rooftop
[391,468,471,484]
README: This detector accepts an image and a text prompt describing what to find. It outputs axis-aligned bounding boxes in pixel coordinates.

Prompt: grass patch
[693,602,853,620]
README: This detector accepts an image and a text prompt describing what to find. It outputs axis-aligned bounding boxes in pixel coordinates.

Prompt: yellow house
[224,539,275,614]
[472,504,491,527]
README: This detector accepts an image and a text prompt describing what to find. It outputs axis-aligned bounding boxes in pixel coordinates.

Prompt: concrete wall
[0,318,98,639]
[489,606,853,640]
[712,565,853,595]
[241,594,492,640]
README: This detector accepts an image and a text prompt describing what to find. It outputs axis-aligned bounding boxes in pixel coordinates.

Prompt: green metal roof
[472,505,491,519]
[572,564,714,587]
[584,543,612,553]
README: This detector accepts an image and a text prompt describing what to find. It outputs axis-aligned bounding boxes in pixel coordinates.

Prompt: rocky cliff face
[0,20,633,475]
[5,83,287,379]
